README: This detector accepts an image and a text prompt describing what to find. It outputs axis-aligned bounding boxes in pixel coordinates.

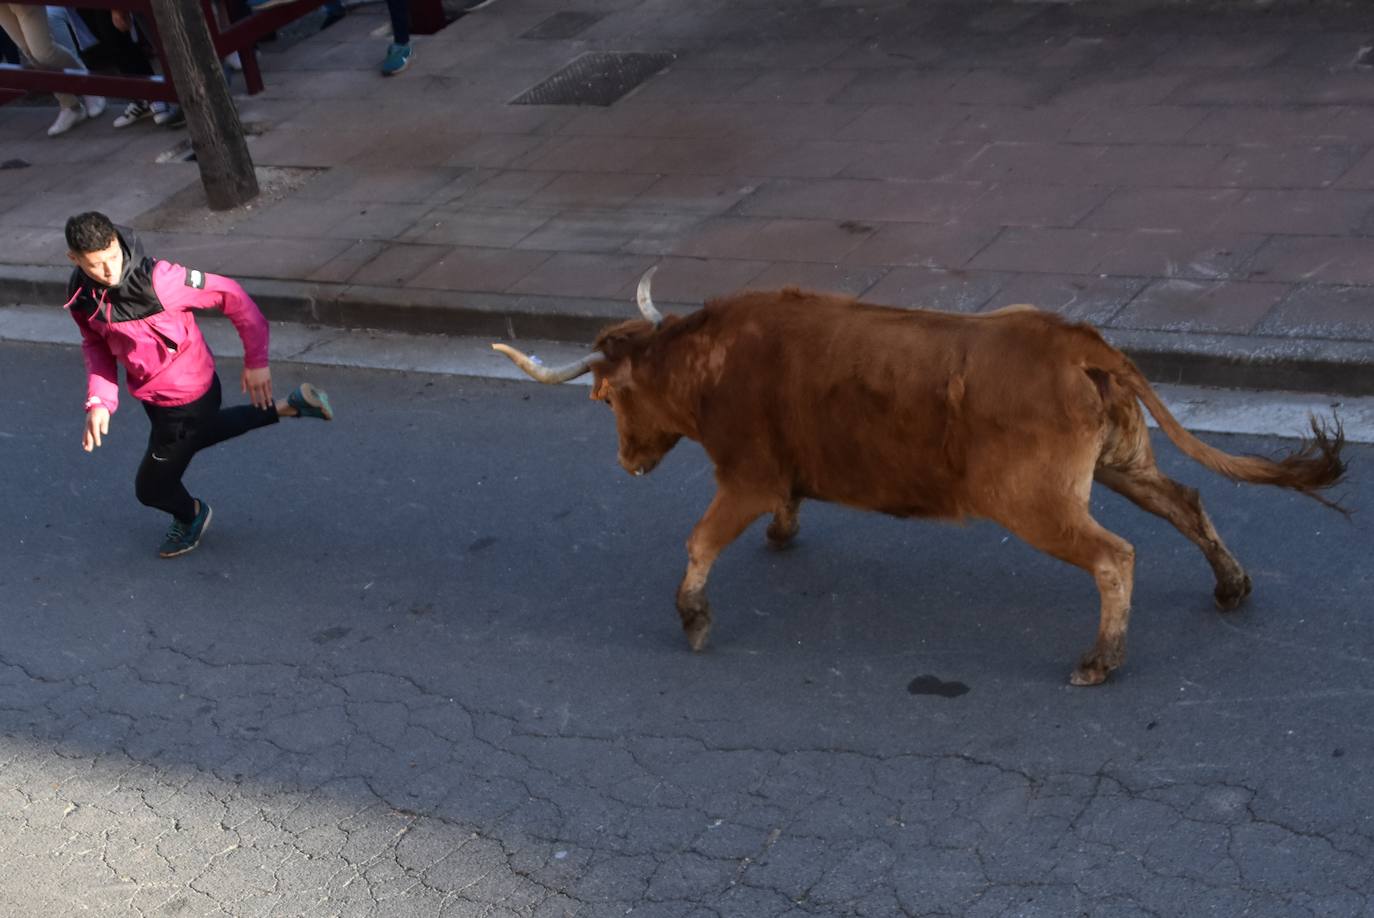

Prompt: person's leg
[139,374,332,490]
[379,0,411,75]
[321,0,345,29]
[8,5,85,110]
[77,9,154,76]
[136,392,211,524]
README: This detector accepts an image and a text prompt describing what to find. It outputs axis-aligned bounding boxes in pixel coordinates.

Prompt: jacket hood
[67,226,161,323]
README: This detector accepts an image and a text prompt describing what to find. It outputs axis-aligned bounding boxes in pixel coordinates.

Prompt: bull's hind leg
[766,496,802,549]
[678,486,774,651]
[999,507,1136,687]
[1095,465,1251,610]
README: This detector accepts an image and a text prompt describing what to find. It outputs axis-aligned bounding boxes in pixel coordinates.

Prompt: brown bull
[494,269,1347,685]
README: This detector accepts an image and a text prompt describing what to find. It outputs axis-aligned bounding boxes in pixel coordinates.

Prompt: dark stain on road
[312,626,351,644]
[469,537,497,553]
[908,675,970,698]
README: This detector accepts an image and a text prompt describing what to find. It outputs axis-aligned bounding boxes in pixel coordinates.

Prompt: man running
[64,210,333,558]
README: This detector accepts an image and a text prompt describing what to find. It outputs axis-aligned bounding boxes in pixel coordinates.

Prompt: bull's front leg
[678,487,773,651]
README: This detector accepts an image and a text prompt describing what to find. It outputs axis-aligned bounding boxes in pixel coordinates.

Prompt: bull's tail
[1110,354,1349,514]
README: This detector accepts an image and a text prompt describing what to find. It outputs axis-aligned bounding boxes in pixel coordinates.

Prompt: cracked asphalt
[2,339,1372,918]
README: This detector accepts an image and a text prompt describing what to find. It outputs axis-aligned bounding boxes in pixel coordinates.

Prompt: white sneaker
[225,51,243,71]
[47,106,87,137]
[83,96,107,119]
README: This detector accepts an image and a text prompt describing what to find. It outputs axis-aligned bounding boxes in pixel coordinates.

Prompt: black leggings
[137,374,277,522]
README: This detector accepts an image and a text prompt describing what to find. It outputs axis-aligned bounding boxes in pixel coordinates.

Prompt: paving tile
[742,262,890,299]
[946,70,1064,106]
[631,175,763,216]
[408,246,552,293]
[830,70,963,106]
[983,273,1147,325]
[959,184,1109,228]
[441,135,553,170]
[1086,144,1230,188]
[236,200,437,241]
[738,178,982,223]
[1065,106,1210,144]
[843,222,1001,269]
[524,173,663,210]
[345,243,452,287]
[519,136,665,173]
[507,252,657,299]
[1244,236,1374,286]
[1110,278,1290,334]
[1082,188,1246,231]
[1333,149,1374,189]
[1185,106,1346,145]
[458,172,561,207]
[1256,284,1374,341]
[947,105,1085,144]
[968,227,1127,275]
[860,266,1004,313]
[1046,73,1193,108]
[1206,145,1362,190]
[292,167,475,204]
[1174,71,1374,107]
[842,104,971,143]
[518,211,702,255]
[1212,189,1374,236]
[841,142,985,183]
[629,137,857,179]
[1149,35,1295,71]
[178,236,356,282]
[665,217,875,262]
[403,206,556,247]
[247,128,380,168]
[0,226,67,267]
[308,240,387,284]
[730,70,859,104]
[959,143,1106,186]
[1092,230,1268,280]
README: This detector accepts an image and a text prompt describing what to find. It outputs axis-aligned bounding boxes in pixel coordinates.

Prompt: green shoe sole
[289,383,333,420]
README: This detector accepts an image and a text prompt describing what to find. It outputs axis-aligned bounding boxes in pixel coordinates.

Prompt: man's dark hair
[65,212,117,254]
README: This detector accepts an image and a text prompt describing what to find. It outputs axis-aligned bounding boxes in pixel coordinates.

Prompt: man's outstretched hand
[83,406,110,452]
[242,365,273,410]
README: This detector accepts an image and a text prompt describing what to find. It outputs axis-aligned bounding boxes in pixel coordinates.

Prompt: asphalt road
[1,339,1371,918]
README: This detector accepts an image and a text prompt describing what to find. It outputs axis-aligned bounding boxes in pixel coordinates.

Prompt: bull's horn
[637,266,664,327]
[491,343,602,384]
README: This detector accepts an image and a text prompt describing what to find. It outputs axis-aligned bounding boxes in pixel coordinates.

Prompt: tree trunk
[148,0,258,210]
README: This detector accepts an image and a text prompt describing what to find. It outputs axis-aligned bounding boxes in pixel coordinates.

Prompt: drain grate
[520,11,603,40]
[511,50,675,107]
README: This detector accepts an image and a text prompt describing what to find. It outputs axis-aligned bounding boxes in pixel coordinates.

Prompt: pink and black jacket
[66,227,270,414]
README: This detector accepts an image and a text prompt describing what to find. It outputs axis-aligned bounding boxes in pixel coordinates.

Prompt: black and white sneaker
[113,100,153,129]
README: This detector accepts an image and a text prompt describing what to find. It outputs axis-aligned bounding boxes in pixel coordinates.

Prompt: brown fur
[586,290,1348,685]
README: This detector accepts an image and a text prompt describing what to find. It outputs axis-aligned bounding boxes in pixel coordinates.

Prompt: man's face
[67,237,123,287]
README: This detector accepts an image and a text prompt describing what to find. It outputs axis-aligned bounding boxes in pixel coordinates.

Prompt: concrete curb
[8,265,1374,396]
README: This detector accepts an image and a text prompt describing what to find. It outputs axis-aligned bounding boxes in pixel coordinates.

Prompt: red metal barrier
[0,0,446,106]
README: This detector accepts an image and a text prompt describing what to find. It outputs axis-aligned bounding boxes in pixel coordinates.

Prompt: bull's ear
[590,376,612,401]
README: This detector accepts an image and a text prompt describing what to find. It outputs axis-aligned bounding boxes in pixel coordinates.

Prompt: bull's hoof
[1070,646,1123,687]
[1069,665,1110,687]
[677,592,712,652]
[684,616,712,652]
[1213,574,1253,612]
[765,520,799,550]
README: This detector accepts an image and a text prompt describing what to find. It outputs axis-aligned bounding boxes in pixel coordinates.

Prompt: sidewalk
[3,0,1374,392]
